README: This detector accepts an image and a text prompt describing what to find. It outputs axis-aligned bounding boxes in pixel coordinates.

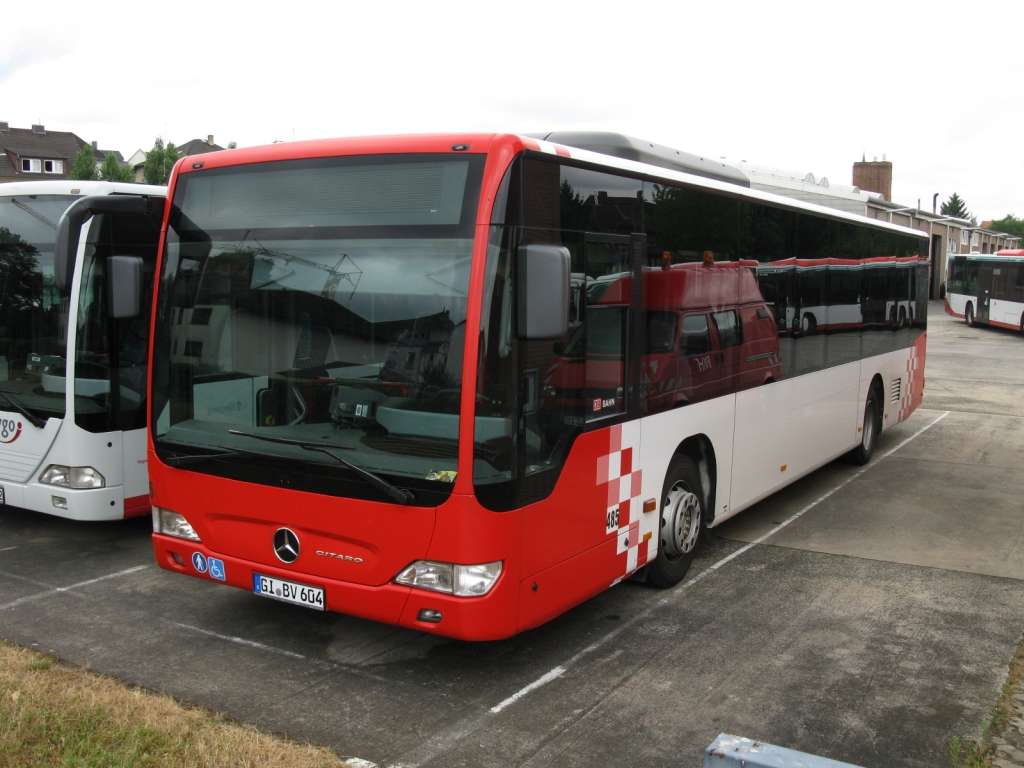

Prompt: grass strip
[950,633,1024,768]
[0,639,352,767]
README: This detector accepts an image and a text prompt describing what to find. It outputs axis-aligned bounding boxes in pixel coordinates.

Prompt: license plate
[253,573,324,611]
[0,486,5,504]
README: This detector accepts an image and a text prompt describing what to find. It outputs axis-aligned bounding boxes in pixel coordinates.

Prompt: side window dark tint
[712,310,742,349]
[680,314,710,356]
[646,311,678,353]
[521,158,642,234]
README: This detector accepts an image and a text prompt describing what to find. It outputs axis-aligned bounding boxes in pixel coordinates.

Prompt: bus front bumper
[0,479,146,521]
[152,534,520,640]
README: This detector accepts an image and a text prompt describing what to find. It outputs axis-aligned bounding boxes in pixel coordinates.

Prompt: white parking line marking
[396,410,950,767]
[0,565,149,611]
[161,620,307,659]
[490,666,566,714]
[0,546,16,552]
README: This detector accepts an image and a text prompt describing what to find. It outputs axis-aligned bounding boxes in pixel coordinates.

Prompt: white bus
[945,250,1024,332]
[0,180,164,520]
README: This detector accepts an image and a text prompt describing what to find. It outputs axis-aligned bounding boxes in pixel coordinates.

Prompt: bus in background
[945,250,1024,333]
[121,133,927,640]
[757,256,923,337]
[0,180,164,520]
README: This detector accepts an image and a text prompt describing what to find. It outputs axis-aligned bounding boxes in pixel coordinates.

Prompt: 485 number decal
[605,506,619,535]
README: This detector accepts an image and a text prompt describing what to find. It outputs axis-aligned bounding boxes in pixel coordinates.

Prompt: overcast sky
[4,0,1021,220]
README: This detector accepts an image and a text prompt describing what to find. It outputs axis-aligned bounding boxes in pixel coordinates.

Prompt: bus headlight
[153,506,201,542]
[39,465,106,489]
[395,560,502,597]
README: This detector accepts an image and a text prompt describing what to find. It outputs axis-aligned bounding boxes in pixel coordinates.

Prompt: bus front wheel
[966,304,975,326]
[648,456,703,588]
[846,388,881,465]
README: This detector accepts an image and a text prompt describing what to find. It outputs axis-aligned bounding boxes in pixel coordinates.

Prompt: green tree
[941,192,974,223]
[69,145,98,181]
[227,140,237,149]
[97,152,133,183]
[142,137,181,185]
[988,214,1024,240]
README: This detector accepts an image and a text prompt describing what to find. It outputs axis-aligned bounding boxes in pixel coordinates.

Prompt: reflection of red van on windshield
[540,261,781,437]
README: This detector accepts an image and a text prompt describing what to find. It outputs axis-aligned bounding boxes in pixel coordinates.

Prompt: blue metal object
[704,734,864,768]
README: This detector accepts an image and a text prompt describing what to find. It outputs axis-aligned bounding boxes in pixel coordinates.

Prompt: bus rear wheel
[648,456,703,588]
[845,388,881,465]
[966,304,975,326]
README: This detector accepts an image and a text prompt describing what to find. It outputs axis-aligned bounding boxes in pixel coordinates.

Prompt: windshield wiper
[160,449,244,467]
[228,430,414,505]
[0,389,46,429]
[11,198,57,230]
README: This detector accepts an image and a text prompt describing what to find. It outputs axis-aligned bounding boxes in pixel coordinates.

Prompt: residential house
[0,122,80,183]
[128,135,225,182]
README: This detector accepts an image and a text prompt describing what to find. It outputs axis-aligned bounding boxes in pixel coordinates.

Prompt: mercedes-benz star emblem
[273,528,300,563]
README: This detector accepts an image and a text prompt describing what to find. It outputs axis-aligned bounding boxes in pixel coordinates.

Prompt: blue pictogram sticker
[191,552,207,573]
[208,557,226,581]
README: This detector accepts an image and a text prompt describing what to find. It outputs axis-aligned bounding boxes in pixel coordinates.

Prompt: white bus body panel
[633,342,920,538]
[0,418,133,521]
[729,361,860,514]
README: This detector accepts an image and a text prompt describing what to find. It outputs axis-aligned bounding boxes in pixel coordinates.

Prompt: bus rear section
[149,133,929,640]
[945,250,1024,332]
[0,181,163,520]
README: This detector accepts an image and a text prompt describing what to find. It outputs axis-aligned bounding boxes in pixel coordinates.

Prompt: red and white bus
[945,250,1024,332]
[133,133,928,640]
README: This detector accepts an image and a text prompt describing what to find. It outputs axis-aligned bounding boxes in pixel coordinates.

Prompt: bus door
[582,234,632,422]
[977,263,994,324]
[710,309,744,395]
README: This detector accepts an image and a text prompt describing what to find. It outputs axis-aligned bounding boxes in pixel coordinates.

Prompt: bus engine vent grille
[891,378,901,403]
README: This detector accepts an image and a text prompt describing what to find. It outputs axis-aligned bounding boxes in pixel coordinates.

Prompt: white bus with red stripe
[0,180,163,520]
[945,250,1024,332]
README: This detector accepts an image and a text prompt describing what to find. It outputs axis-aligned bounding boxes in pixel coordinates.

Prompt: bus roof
[0,180,165,197]
[171,132,927,242]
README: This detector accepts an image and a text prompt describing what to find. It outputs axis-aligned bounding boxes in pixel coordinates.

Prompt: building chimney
[207,134,214,146]
[852,157,893,202]
[32,124,45,134]
[0,122,8,132]
[91,141,98,150]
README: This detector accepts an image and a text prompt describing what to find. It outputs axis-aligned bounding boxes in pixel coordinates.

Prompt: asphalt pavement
[2,301,1023,768]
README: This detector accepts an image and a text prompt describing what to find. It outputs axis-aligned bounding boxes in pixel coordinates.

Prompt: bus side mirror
[54,194,164,290]
[107,256,143,318]
[517,245,570,340]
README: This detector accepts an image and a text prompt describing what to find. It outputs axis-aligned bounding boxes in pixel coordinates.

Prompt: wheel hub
[661,484,700,557]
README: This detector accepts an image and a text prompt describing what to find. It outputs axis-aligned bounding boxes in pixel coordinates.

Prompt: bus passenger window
[680,315,710,356]
[712,310,742,349]
[646,312,678,353]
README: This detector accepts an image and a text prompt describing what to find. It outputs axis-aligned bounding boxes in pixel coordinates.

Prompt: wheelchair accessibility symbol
[191,552,207,573]
[208,557,226,581]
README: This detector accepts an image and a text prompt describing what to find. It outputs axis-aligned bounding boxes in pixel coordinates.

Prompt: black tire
[966,304,975,326]
[1019,313,1023,335]
[845,388,881,465]
[897,306,906,329]
[889,306,897,327]
[800,313,817,335]
[648,456,704,588]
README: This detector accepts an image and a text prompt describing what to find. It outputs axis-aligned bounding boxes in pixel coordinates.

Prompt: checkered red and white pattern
[897,336,926,423]
[597,422,655,584]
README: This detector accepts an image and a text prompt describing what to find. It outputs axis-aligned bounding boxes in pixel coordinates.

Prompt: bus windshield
[0,194,74,421]
[151,154,484,502]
